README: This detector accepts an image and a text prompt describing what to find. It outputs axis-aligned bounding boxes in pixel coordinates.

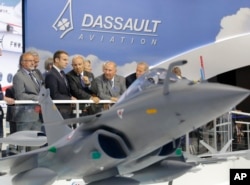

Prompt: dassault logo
[81,14,161,35]
[53,0,161,46]
[52,0,73,39]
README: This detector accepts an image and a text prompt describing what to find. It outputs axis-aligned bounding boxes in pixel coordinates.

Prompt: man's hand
[82,76,90,85]
[110,97,118,102]
[4,97,15,105]
[91,96,100,104]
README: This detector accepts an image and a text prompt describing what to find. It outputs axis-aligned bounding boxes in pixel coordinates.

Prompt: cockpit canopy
[117,68,180,104]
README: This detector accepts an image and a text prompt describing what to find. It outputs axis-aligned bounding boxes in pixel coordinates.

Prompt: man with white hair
[95,61,126,104]
[13,52,43,132]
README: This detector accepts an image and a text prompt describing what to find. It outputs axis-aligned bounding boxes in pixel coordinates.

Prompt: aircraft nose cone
[209,83,249,100]
[199,82,250,113]
[177,82,250,127]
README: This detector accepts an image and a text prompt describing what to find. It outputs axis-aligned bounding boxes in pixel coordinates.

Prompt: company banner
[24,0,250,80]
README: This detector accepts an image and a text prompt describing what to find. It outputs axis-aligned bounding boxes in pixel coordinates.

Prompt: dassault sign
[81,14,162,33]
[24,0,250,80]
[78,14,160,45]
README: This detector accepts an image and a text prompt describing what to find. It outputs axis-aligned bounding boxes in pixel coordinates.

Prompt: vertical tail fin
[200,55,206,80]
[38,86,72,145]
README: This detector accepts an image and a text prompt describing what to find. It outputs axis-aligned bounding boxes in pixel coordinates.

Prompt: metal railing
[0,99,113,118]
[185,110,250,155]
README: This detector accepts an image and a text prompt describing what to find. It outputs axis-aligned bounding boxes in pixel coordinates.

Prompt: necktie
[108,79,117,97]
[79,74,85,88]
[109,80,114,89]
[107,80,112,90]
[60,70,65,76]
[29,72,40,89]
[60,70,68,87]
[0,84,3,100]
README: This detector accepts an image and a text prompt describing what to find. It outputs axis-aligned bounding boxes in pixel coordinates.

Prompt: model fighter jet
[0,60,249,185]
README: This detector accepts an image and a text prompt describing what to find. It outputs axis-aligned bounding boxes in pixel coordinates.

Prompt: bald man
[95,61,126,103]
[66,55,100,115]
[126,62,149,88]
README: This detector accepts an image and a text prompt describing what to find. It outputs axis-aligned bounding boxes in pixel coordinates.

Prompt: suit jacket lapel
[21,69,40,92]
[54,68,68,88]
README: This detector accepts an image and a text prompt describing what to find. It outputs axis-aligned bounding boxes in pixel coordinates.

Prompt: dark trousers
[0,106,3,138]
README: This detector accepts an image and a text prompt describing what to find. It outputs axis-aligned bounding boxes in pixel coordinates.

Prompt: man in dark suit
[12,52,43,132]
[45,50,76,119]
[5,86,16,134]
[0,84,15,156]
[172,66,187,79]
[0,84,15,137]
[66,55,100,116]
[95,61,126,108]
[126,61,149,88]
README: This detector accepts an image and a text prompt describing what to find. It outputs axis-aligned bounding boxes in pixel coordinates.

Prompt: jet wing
[182,152,227,165]
[0,147,47,174]
[0,131,47,147]
[198,149,250,160]
[44,113,101,129]
[130,157,195,184]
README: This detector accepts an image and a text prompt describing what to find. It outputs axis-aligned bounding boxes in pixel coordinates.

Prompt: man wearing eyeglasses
[29,50,44,85]
[12,52,43,134]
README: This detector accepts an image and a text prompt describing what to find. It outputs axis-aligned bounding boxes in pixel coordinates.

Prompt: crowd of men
[1,50,150,144]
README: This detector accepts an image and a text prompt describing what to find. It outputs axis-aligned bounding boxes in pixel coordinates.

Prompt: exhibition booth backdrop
[1,0,250,88]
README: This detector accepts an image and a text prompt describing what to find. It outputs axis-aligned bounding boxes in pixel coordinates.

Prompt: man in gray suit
[12,52,43,132]
[29,50,44,84]
[95,61,126,108]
